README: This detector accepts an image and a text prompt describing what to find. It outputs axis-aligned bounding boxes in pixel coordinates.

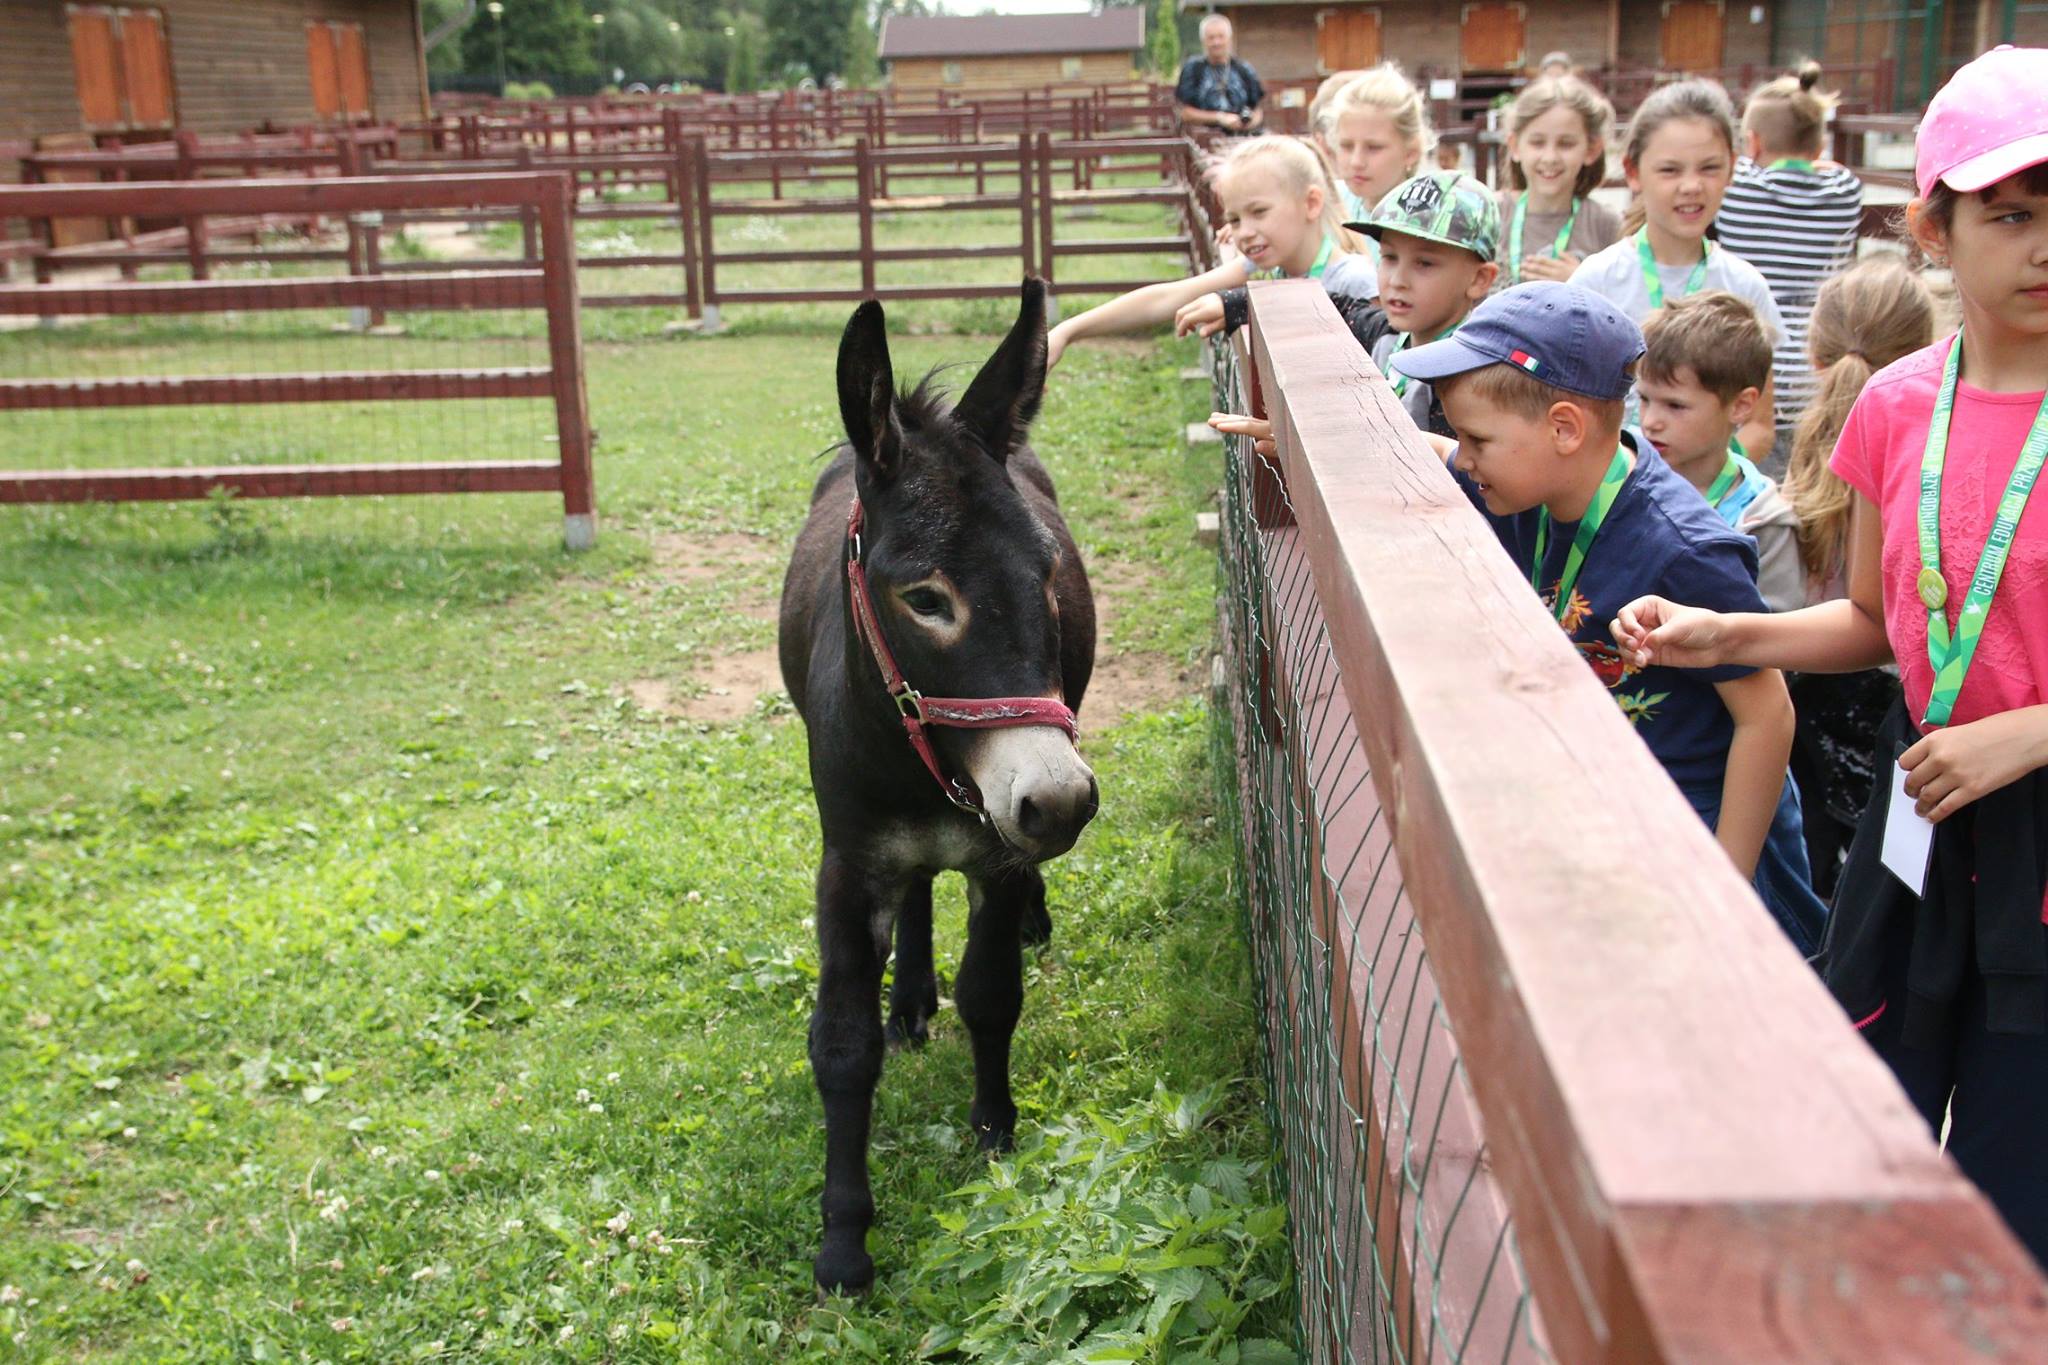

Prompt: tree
[459,0,599,80]
[843,2,880,88]
[725,20,761,92]
[763,0,856,82]
[1148,0,1179,77]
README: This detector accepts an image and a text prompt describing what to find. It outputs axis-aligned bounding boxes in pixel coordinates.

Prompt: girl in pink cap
[1613,45,2048,1264]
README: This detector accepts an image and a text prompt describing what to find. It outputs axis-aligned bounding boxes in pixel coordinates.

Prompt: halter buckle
[893,686,927,724]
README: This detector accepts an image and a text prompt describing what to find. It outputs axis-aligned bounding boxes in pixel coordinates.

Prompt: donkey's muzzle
[969,725,1098,861]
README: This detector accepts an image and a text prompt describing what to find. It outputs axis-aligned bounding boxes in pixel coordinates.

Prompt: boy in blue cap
[1391,280,1827,951]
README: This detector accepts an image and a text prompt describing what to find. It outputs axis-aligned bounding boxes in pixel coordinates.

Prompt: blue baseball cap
[1389,281,1645,402]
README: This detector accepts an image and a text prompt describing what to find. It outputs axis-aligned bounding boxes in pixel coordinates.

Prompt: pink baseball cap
[1918,46,2048,197]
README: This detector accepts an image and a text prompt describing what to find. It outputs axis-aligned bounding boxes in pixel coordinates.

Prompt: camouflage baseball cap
[1348,172,1500,262]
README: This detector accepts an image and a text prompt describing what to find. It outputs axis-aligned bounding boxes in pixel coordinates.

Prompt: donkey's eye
[900,588,953,619]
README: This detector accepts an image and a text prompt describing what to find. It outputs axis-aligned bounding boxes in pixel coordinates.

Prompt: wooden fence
[0,173,597,549]
[1215,278,2048,1361]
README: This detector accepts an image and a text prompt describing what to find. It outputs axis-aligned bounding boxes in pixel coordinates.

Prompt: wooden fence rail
[1225,277,2048,1361]
[0,173,597,549]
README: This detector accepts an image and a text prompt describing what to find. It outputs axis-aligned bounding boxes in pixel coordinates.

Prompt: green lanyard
[1766,157,1818,174]
[1383,323,1458,399]
[1916,331,2048,727]
[1635,229,1712,311]
[1532,445,1632,623]
[1262,235,1335,282]
[1506,193,1581,284]
[1704,438,1746,507]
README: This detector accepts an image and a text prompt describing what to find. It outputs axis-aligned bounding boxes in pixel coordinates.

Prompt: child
[1780,259,1930,897]
[1613,47,2048,1262]
[1318,64,1434,233]
[1179,65,1433,341]
[1392,281,1827,953]
[1495,76,1623,286]
[1356,172,1501,438]
[1570,79,1784,456]
[1715,63,1864,470]
[1637,291,1804,611]
[1045,138,1370,368]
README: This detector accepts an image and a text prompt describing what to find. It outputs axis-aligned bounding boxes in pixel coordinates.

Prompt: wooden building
[878,10,1145,93]
[2,0,429,151]
[1185,0,2044,109]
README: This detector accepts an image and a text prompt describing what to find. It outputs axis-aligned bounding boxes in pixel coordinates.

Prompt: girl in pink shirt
[1613,47,2048,1264]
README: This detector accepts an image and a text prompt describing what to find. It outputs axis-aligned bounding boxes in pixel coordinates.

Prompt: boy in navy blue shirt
[1391,281,1827,952]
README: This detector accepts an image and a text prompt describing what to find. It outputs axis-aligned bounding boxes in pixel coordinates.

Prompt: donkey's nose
[1013,771,1098,855]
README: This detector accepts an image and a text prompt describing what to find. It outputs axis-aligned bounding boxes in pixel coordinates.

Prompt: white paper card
[1429,79,1458,100]
[1881,763,1934,896]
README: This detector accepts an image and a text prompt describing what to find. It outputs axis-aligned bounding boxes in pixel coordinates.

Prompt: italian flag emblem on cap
[1509,349,1542,374]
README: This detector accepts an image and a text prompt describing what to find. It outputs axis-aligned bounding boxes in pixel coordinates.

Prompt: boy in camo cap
[1348,172,1501,437]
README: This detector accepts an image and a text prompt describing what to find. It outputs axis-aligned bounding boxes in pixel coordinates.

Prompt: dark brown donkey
[777,280,1098,1296]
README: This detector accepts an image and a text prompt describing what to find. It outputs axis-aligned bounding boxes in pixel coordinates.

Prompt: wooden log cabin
[2,0,429,156]
[1184,0,2048,112]
[877,10,1145,94]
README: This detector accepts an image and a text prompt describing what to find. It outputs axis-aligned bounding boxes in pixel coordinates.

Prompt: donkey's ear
[954,277,1048,466]
[837,299,902,479]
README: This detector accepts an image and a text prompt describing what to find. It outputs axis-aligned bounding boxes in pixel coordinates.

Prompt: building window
[66,4,176,132]
[942,61,963,84]
[1060,56,1083,79]
[307,20,374,121]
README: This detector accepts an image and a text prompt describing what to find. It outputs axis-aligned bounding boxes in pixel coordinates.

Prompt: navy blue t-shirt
[1447,432,1767,792]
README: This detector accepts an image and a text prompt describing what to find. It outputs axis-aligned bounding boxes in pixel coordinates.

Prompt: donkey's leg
[1018,870,1052,948]
[886,875,939,1050]
[957,866,1038,1152]
[808,848,888,1297]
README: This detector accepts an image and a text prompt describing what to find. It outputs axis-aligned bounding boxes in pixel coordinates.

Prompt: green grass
[0,311,1284,1361]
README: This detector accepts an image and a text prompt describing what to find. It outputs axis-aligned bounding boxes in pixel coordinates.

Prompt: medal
[1917,567,1948,611]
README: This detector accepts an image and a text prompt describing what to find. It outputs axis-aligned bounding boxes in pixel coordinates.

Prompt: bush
[500,80,555,101]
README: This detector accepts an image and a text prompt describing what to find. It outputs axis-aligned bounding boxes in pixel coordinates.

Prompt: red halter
[844,497,1078,817]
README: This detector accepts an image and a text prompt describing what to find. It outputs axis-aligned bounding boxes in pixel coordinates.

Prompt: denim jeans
[1682,773,1830,957]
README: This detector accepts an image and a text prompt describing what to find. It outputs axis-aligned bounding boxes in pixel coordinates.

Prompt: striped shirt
[1712,158,1863,421]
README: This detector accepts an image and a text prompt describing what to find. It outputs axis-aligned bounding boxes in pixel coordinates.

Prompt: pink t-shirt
[1831,336,2048,731]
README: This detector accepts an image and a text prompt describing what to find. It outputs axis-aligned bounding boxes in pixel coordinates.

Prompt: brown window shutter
[307,21,342,120]
[116,8,176,128]
[337,22,373,119]
[67,5,125,129]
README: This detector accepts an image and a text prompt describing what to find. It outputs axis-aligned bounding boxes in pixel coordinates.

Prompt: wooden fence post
[694,135,719,330]
[1017,133,1035,281]
[856,135,876,299]
[174,130,209,281]
[1035,130,1055,303]
[676,135,701,320]
[537,173,596,550]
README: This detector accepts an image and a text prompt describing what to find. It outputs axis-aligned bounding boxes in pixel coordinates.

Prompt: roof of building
[878,10,1146,60]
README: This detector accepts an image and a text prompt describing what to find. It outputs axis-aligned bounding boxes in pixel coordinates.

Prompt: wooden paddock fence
[1212,279,2048,1362]
[3,135,1211,322]
[0,173,597,549]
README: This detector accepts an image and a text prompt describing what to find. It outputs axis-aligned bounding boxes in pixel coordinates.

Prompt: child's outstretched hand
[1175,294,1227,338]
[1610,596,1733,670]
[1046,320,1074,371]
[1209,412,1274,457]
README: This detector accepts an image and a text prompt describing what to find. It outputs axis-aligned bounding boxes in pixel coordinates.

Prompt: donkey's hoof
[1020,901,1053,947]
[972,1103,1017,1153]
[814,1245,875,1300]
[884,1009,930,1051]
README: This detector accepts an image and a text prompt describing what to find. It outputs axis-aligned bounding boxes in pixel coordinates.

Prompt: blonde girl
[1046,137,1369,367]
[1495,76,1621,285]
[1614,48,2048,1263]
[1318,64,1433,228]
[1570,78,1784,455]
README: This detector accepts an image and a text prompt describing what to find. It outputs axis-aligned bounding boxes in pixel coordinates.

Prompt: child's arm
[1712,668,1795,879]
[1736,373,1776,463]
[1046,260,1250,367]
[1613,493,1890,673]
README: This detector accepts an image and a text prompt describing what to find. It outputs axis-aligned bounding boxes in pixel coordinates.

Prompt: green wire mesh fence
[1207,334,1551,1365]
